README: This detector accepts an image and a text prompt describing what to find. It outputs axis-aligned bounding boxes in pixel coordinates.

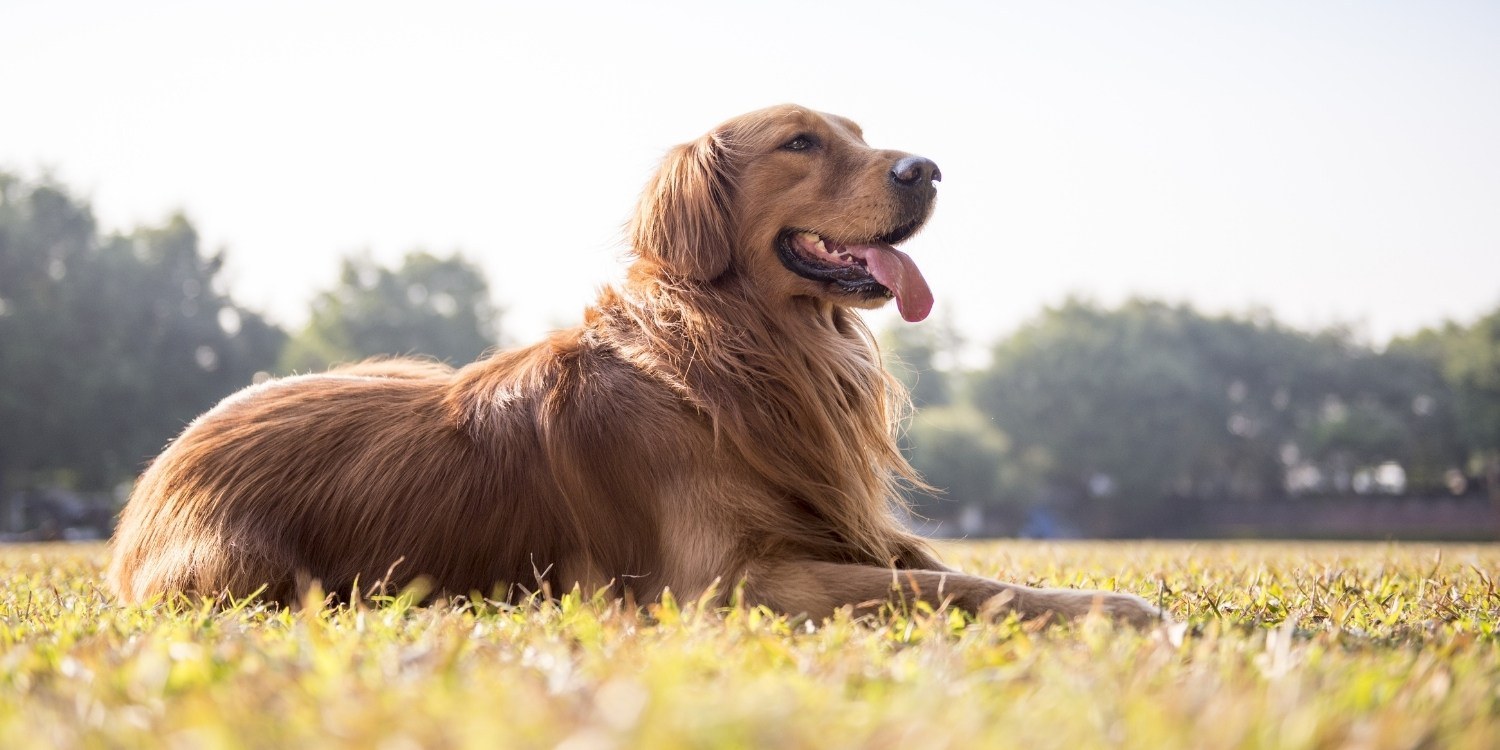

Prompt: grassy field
[1,541,1497,749]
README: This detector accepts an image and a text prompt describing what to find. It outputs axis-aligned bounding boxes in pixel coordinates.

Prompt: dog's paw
[994,586,1169,629]
[1084,590,1169,628]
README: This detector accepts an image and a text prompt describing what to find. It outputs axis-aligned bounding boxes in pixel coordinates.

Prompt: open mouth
[776,227,934,322]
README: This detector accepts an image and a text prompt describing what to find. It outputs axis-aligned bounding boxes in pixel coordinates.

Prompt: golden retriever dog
[108,105,1162,626]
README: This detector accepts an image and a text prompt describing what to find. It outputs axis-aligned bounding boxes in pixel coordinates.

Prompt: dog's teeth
[797,232,829,254]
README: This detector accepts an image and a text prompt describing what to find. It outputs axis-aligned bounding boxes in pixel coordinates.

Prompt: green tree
[0,172,284,494]
[967,298,1440,533]
[1394,306,1500,502]
[1444,309,1500,502]
[881,318,962,410]
[280,251,500,372]
[903,406,1025,528]
[84,216,286,487]
[0,174,98,492]
[975,301,1240,512]
[885,320,1033,530]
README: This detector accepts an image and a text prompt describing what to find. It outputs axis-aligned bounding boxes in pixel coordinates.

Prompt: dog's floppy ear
[630,133,735,282]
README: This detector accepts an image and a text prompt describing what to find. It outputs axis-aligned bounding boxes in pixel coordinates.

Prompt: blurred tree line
[888,299,1500,537]
[2,171,1497,539]
[0,172,498,505]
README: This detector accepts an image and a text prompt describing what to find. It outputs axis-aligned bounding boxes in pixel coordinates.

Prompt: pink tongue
[849,243,934,322]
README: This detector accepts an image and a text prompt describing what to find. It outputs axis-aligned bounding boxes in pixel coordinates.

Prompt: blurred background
[1,1,1497,541]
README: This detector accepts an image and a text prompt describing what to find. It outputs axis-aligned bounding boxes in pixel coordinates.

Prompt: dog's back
[107,355,573,603]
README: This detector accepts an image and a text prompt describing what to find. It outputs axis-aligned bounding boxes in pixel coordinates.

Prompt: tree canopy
[279,251,500,373]
[0,173,284,491]
[0,173,502,499]
[897,297,1496,535]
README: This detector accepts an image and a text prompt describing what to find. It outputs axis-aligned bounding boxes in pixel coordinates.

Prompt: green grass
[1,541,1497,749]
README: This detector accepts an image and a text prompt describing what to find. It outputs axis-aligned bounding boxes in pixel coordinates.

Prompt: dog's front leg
[742,559,1164,627]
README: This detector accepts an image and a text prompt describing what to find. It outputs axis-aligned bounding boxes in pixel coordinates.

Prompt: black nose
[891,156,942,186]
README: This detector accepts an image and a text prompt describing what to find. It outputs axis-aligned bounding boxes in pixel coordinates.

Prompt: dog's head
[630,104,940,322]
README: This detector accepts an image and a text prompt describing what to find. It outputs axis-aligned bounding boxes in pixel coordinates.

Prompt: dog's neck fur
[591,270,926,565]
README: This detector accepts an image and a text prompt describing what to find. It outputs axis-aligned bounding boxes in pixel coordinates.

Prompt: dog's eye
[781,135,816,152]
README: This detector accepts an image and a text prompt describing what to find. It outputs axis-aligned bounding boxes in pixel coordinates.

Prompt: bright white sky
[4,1,1498,356]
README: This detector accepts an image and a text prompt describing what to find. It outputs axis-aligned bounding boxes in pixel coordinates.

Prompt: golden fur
[108,105,1161,626]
